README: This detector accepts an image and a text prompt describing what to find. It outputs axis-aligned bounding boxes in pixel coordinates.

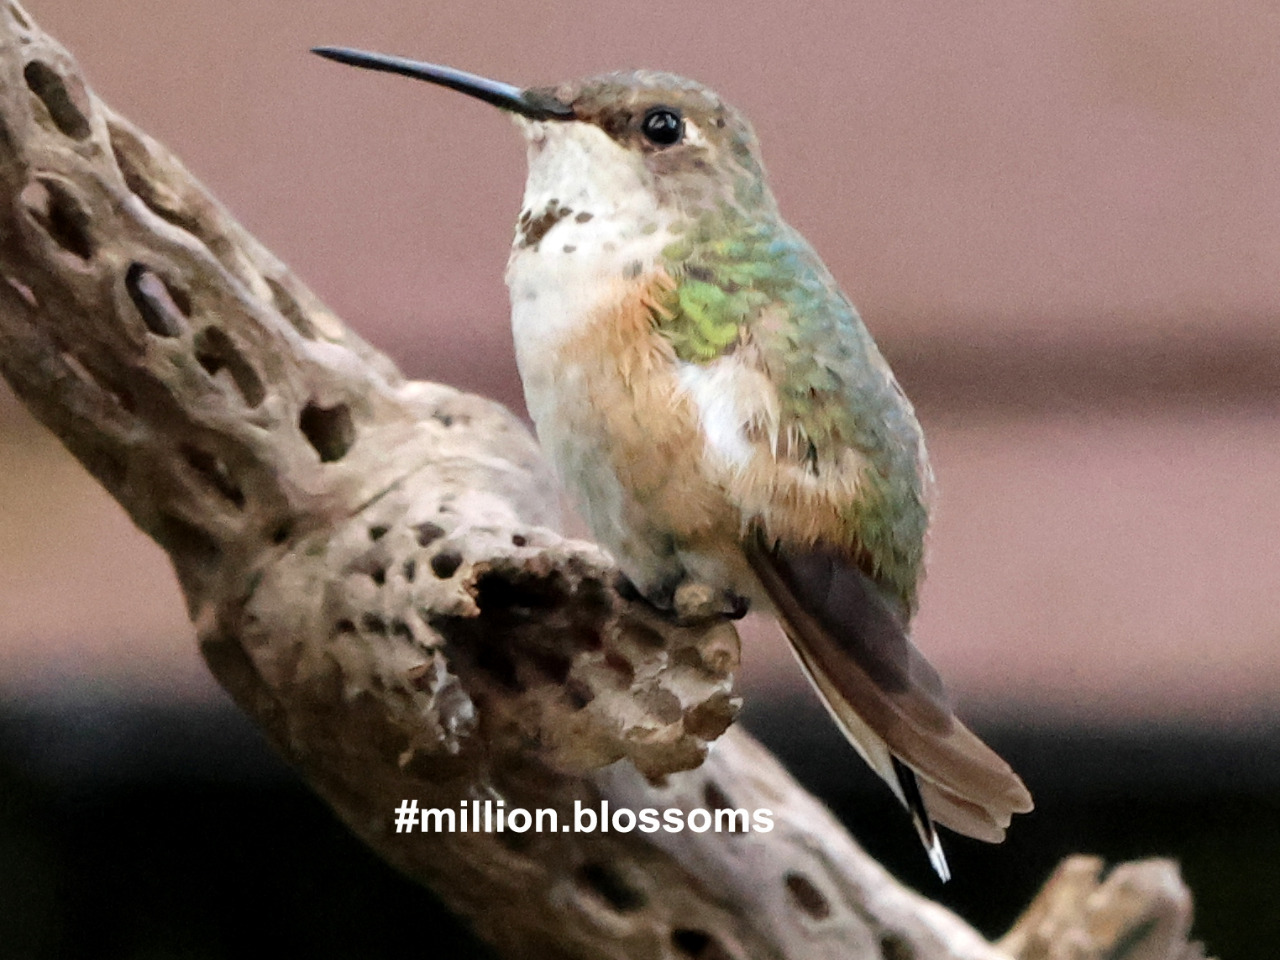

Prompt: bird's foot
[614,573,749,625]
[672,582,750,623]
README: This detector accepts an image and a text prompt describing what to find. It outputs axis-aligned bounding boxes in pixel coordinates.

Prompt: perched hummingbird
[314,47,1033,879]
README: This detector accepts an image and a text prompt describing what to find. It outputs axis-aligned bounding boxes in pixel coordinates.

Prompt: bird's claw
[614,573,749,624]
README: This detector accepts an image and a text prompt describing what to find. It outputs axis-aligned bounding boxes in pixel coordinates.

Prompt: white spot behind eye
[682,118,707,148]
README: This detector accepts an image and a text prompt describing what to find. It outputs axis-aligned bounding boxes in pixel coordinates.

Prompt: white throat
[504,121,674,357]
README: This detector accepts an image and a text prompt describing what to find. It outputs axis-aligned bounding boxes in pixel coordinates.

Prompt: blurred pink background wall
[2,0,1278,726]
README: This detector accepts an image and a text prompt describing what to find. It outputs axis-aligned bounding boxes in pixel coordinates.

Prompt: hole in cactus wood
[181,444,244,508]
[880,933,915,960]
[703,781,733,813]
[430,550,462,579]
[24,60,90,140]
[156,513,220,568]
[671,929,733,959]
[59,351,134,414]
[22,176,93,261]
[126,263,188,337]
[495,827,534,854]
[266,276,316,339]
[299,401,355,462]
[110,127,197,237]
[784,872,831,920]
[565,679,594,709]
[526,648,572,684]
[414,522,445,547]
[576,863,646,912]
[194,328,265,407]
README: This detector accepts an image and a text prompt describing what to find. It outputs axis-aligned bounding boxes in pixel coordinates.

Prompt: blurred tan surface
[2,0,1277,723]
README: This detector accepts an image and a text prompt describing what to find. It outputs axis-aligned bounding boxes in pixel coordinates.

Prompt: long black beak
[312,47,574,121]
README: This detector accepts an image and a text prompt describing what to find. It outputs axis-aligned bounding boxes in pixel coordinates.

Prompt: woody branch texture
[0,4,1208,959]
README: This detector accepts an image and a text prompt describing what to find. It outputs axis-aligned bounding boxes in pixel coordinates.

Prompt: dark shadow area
[748,694,1280,960]
[1,694,1275,959]
[0,700,496,960]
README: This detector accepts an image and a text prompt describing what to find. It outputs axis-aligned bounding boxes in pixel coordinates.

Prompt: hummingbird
[314,47,1033,880]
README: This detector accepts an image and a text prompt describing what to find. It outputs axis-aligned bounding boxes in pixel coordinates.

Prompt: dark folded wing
[746,534,1033,842]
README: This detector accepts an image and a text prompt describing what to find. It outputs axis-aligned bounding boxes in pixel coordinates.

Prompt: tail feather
[892,757,950,882]
[746,535,1032,873]
[918,779,1014,843]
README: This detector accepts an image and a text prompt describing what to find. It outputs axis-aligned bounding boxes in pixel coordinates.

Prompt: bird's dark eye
[641,106,683,146]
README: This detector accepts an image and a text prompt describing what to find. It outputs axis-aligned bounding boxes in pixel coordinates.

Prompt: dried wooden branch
[0,3,1209,958]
